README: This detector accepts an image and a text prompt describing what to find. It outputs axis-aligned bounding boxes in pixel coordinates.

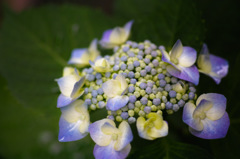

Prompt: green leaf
[0,5,118,112]
[114,0,205,49]
[0,75,95,159]
[128,137,212,159]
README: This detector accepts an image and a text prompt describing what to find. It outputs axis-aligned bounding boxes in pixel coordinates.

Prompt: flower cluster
[55,21,230,159]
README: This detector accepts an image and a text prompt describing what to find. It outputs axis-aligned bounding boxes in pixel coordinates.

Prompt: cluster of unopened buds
[55,21,230,159]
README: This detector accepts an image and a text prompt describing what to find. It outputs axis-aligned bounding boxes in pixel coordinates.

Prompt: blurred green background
[0,0,239,158]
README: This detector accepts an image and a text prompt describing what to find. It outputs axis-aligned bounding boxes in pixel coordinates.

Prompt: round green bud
[135,72,140,78]
[107,111,112,115]
[161,103,165,109]
[157,110,162,115]
[140,63,146,69]
[134,91,141,98]
[134,107,140,113]
[147,100,152,106]
[135,87,141,92]
[162,91,168,96]
[162,70,167,75]
[97,95,103,101]
[94,85,100,90]
[156,56,161,61]
[176,93,182,100]
[126,78,130,84]
[157,68,163,73]
[102,77,107,82]
[138,110,146,117]
[167,110,174,115]
[140,106,145,110]
[144,94,149,99]
[90,104,96,110]
[148,63,154,68]
[127,93,133,96]
[182,94,189,101]
[146,55,152,60]
[140,90,146,96]
[86,93,92,99]
[128,110,135,117]
[146,75,153,80]
[90,82,96,87]
[165,77,171,83]
[135,101,142,107]
[116,116,123,122]
[103,94,108,99]
[151,105,157,111]
[149,94,155,99]
[135,67,142,72]
[131,57,137,62]
[116,110,122,115]
[119,70,124,74]
[153,75,158,82]
[170,98,177,104]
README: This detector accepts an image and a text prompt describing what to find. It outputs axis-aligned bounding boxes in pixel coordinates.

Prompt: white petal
[169,39,183,60]
[56,74,80,97]
[89,119,116,146]
[115,121,133,151]
[178,46,197,67]
[115,74,128,93]
[102,80,122,98]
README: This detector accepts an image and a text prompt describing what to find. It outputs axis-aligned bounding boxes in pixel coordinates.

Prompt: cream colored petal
[169,39,183,60]
[102,80,122,98]
[115,74,128,93]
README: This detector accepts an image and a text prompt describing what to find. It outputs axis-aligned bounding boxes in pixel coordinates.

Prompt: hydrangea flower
[102,74,129,111]
[137,113,168,140]
[182,93,230,139]
[90,58,111,73]
[89,119,133,159]
[99,21,134,48]
[68,39,100,67]
[197,44,229,84]
[55,21,230,159]
[58,100,90,142]
[55,68,85,108]
[160,40,199,85]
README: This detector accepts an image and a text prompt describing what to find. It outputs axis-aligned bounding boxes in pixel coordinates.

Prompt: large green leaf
[114,0,205,49]
[0,75,95,159]
[0,5,119,112]
[128,136,212,159]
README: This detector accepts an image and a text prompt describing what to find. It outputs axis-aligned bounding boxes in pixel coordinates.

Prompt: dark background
[0,0,240,158]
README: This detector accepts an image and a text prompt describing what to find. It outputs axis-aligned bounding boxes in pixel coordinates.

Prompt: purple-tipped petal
[183,102,203,131]
[189,112,230,139]
[209,54,229,84]
[70,76,85,98]
[93,143,131,159]
[178,47,197,67]
[58,117,87,142]
[106,96,129,111]
[197,93,226,120]
[68,48,88,65]
[166,65,199,85]
[123,20,134,36]
[89,119,115,146]
[160,48,171,63]
[101,29,112,43]
[57,94,76,108]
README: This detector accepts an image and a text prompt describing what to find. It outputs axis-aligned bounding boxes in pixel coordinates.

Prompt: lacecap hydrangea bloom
[55,21,230,159]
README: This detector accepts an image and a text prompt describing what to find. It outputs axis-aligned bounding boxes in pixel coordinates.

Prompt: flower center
[112,133,118,140]
[171,57,179,65]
